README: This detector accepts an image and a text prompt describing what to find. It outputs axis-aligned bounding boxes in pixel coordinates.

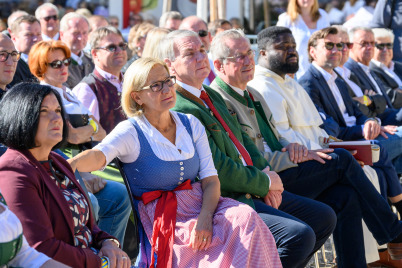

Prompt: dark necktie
[200,90,253,166]
[244,90,283,152]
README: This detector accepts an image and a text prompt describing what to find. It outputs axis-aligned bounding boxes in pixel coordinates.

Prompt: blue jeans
[279,148,402,267]
[254,191,336,268]
[94,180,132,246]
[376,126,402,174]
[378,107,402,126]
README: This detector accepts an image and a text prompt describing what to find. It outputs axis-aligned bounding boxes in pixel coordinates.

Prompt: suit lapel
[370,70,394,108]
[335,77,355,116]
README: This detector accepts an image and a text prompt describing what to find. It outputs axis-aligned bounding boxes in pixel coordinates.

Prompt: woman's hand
[189,213,213,252]
[98,240,130,268]
[67,122,93,144]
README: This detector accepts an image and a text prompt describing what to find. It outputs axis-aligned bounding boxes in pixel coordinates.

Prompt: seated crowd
[1,1,402,268]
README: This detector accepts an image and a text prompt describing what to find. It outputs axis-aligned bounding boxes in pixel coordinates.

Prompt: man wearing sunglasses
[179,16,216,86]
[345,27,402,126]
[370,28,402,109]
[73,26,127,134]
[0,34,18,99]
[8,15,41,87]
[35,3,60,41]
[60,12,94,89]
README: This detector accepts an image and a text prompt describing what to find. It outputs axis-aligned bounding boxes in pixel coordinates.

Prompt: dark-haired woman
[0,83,130,268]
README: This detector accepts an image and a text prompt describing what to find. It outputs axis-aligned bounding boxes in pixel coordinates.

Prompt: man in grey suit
[60,12,94,89]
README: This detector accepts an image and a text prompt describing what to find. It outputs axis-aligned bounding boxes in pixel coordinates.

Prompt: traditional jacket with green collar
[210,77,297,173]
[172,83,271,208]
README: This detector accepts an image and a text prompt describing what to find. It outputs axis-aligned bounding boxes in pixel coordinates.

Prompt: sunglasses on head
[48,58,71,69]
[198,30,208,37]
[375,43,393,50]
[341,42,353,49]
[43,15,58,22]
[324,42,343,51]
[96,42,128,53]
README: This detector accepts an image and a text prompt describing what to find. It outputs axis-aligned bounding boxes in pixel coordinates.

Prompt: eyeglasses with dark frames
[42,15,58,22]
[0,51,21,62]
[142,76,176,92]
[340,42,353,49]
[375,43,393,50]
[324,42,344,51]
[47,58,71,69]
[95,42,128,53]
[354,41,375,48]
[198,30,208,37]
[224,50,255,62]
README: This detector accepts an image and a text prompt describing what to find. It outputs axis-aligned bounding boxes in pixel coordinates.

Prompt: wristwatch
[101,238,120,248]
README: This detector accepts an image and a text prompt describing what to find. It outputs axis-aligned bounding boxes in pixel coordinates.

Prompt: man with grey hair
[179,16,215,85]
[159,11,182,30]
[370,28,402,108]
[345,26,402,126]
[162,29,337,268]
[73,26,127,133]
[8,15,41,87]
[35,3,60,41]
[60,12,94,88]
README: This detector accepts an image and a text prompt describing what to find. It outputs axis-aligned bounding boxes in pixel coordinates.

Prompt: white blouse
[0,202,50,267]
[95,111,218,180]
[277,9,330,79]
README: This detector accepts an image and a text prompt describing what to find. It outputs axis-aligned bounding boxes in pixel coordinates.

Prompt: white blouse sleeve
[8,237,50,267]
[187,114,218,180]
[94,120,140,167]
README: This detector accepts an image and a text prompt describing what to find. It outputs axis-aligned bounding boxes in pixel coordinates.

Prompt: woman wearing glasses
[277,0,329,79]
[28,40,106,147]
[68,58,281,268]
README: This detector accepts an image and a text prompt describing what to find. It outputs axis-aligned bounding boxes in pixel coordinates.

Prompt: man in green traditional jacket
[158,29,337,268]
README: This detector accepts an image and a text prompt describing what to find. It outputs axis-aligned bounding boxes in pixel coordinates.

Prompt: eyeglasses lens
[43,15,58,22]
[0,51,21,62]
[198,30,208,37]
[49,58,71,69]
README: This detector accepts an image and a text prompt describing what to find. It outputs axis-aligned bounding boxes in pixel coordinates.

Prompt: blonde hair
[122,57,169,117]
[142,27,171,59]
[287,0,320,22]
[127,22,155,52]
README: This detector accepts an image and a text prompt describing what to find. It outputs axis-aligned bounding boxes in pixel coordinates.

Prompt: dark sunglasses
[198,30,208,37]
[42,15,58,22]
[48,58,71,69]
[0,51,21,62]
[96,42,128,52]
[324,42,343,51]
[341,42,353,49]
[375,43,393,50]
[355,41,375,48]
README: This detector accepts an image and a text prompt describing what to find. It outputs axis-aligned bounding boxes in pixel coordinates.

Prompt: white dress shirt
[277,9,330,79]
[358,62,383,95]
[371,60,402,87]
[95,111,218,180]
[335,66,363,97]
[41,32,59,41]
[71,52,84,66]
[72,66,123,121]
[20,53,28,63]
[313,63,357,127]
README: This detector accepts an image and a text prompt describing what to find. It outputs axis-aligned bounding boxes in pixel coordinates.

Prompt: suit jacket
[209,79,297,173]
[394,61,402,78]
[8,59,37,88]
[299,65,368,141]
[344,58,395,108]
[0,149,114,267]
[64,54,94,89]
[369,61,402,108]
[172,84,271,208]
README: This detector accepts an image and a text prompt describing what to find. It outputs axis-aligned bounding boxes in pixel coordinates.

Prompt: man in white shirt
[35,3,60,41]
[179,16,216,86]
[370,28,402,108]
[8,15,42,87]
[73,26,127,133]
[162,29,337,268]
[60,12,94,89]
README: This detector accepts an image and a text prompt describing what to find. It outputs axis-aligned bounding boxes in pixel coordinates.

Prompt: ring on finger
[202,238,207,242]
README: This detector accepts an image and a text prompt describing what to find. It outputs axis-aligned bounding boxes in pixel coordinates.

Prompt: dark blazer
[369,61,402,108]
[394,61,402,78]
[0,149,114,267]
[172,84,271,208]
[344,58,395,108]
[8,59,37,88]
[64,53,94,89]
[298,65,368,141]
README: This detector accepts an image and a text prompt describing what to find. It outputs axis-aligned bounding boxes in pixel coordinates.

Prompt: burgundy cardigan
[0,149,115,267]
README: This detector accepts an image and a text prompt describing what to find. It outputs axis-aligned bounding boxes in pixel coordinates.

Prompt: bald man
[0,34,18,99]
[179,16,216,85]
